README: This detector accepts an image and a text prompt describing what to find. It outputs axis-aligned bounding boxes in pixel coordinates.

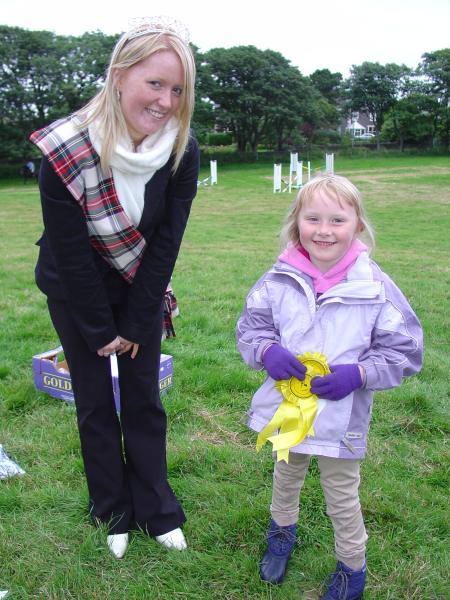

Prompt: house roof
[355,112,374,127]
[347,121,365,130]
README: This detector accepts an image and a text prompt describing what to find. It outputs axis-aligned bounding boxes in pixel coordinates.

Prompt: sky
[1,0,449,77]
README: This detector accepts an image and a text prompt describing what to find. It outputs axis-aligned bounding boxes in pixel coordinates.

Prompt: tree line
[0,25,448,163]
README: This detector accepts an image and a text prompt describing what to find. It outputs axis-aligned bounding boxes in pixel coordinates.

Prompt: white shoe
[155,527,187,551]
[107,533,129,559]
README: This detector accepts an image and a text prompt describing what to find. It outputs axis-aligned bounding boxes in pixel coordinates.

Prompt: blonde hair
[77,27,196,173]
[281,173,375,251]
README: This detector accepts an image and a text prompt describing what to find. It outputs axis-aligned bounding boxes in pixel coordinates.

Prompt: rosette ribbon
[256,352,330,463]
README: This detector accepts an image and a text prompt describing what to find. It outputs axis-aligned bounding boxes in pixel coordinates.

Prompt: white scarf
[88,118,179,225]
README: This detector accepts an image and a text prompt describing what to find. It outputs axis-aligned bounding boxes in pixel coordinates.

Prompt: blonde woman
[31,17,198,559]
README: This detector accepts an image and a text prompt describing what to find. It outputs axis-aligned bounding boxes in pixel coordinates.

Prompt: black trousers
[47,299,186,535]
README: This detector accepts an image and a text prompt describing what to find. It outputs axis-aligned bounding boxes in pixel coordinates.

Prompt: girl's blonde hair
[77,26,196,173]
[281,173,375,251]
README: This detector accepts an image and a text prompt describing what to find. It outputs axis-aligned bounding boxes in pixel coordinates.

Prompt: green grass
[1,156,449,599]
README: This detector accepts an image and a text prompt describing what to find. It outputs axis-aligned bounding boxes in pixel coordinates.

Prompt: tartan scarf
[30,115,148,283]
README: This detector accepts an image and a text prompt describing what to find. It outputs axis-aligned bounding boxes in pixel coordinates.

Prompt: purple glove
[310,364,362,400]
[262,344,307,381]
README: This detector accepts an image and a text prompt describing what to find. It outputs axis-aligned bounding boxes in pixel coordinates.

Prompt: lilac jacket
[236,252,423,459]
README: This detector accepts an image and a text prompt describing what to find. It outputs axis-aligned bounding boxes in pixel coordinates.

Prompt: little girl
[236,174,423,599]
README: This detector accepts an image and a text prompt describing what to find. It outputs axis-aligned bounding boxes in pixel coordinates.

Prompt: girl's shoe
[259,520,297,584]
[155,527,187,550]
[320,561,366,600]
[107,533,129,559]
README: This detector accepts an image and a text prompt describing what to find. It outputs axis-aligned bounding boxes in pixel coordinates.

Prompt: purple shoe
[320,561,366,599]
[259,519,297,584]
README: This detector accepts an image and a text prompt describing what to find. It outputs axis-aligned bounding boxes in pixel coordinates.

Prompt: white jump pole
[297,161,303,187]
[210,160,217,185]
[289,153,298,193]
[274,164,282,193]
[326,153,334,173]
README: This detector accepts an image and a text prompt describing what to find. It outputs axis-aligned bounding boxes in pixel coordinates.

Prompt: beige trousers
[271,453,367,570]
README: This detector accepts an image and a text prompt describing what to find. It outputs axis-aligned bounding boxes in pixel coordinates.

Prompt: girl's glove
[310,364,362,400]
[262,344,306,381]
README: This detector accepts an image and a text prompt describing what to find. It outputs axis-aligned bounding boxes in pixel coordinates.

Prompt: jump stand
[198,160,218,186]
[273,153,311,193]
[325,153,334,173]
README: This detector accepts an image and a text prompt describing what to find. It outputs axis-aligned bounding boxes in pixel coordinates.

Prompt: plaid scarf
[30,116,146,283]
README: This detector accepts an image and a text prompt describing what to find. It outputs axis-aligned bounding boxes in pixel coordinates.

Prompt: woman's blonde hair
[77,25,196,173]
[280,173,375,251]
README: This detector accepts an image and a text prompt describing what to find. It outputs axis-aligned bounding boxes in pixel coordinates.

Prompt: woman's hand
[97,336,121,357]
[118,336,140,359]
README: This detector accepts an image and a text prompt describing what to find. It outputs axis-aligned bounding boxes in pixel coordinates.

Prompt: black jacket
[36,136,200,352]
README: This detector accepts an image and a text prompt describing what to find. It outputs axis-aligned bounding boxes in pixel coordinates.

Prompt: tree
[346,61,410,149]
[57,32,118,115]
[0,26,116,162]
[201,46,314,152]
[309,68,342,104]
[260,63,321,150]
[190,45,215,142]
[307,69,344,144]
[419,49,450,148]
[381,93,439,150]
[0,26,60,160]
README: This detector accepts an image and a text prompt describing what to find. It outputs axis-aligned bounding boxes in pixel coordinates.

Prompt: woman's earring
[116,89,121,102]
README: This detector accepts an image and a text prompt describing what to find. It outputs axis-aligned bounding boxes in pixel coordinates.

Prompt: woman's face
[115,50,184,145]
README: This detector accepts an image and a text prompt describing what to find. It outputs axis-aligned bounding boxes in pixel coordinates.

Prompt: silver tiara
[126,16,190,44]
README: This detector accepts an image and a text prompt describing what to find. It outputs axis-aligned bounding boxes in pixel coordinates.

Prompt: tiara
[126,16,190,44]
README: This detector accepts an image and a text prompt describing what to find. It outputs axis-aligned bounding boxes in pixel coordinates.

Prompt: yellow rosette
[256,352,330,463]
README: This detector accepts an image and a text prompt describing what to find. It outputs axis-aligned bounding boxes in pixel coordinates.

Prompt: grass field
[0,155,449,599]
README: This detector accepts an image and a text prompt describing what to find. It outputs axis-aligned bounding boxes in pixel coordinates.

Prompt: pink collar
[279,239,368,293]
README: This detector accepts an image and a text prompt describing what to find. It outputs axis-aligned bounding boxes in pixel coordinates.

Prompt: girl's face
[114,50,184,145]
[297,190,362,272]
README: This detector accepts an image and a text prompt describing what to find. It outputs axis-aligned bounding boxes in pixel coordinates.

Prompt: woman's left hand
[118,336,140,359]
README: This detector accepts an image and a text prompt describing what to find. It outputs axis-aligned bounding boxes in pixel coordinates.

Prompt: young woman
[31,16,199,559]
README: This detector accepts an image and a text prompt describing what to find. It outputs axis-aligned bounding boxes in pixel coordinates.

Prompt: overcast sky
[1,0,449,77]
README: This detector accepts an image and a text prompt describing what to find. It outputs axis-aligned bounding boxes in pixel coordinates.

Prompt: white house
[345,111,376,137]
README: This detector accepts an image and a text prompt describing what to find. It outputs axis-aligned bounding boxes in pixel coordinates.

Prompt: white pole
[210,160,217,185]
[274,164,282,193]
[298,161,303,187]
[307,161,311,181]
[290,152,298,171]
[326,153,334,173]
[289,153,298,193]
